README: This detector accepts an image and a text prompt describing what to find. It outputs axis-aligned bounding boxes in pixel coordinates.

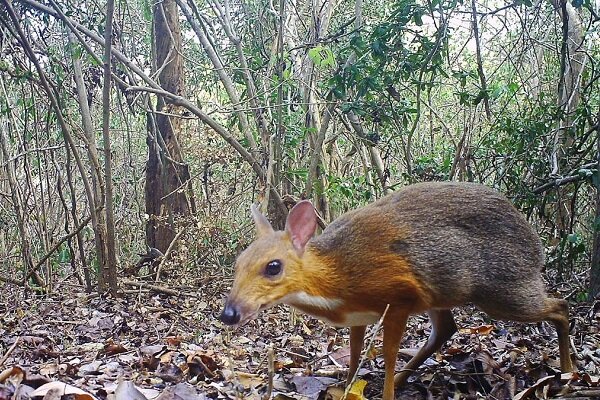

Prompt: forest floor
[1,272,600,400]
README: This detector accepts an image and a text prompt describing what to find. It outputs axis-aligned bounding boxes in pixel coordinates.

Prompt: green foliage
[0,0,598,292]
[325,175,372,210]
[328,0,451,131]
[308,46,336,69]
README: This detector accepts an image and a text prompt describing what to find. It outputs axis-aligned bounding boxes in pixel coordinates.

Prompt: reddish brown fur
[222,182,574,400]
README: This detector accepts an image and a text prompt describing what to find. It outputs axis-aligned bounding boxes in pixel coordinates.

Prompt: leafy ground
[1,272,599,400]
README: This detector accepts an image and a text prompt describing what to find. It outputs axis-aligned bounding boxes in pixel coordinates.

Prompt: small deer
[220,182,573,400]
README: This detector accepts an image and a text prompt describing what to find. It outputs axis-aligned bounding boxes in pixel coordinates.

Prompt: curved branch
[16,0,287,215]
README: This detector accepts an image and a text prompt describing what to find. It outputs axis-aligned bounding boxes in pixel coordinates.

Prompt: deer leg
[347,325,367,386]
[543,298,574,372]
[382,312,408,400]
[394,309,457,387]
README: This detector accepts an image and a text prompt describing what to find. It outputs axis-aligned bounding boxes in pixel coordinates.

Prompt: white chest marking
[338,311,381,327]
[280,291,343,310]
[298,309,381,327]
[280,291,381,327]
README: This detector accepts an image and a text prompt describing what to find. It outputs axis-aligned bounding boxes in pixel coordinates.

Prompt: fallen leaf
[324,380,367,400]
[114,380,148,400]
[0,366,24,385]
[330,347,351,367]
[103,341,128,356]
[459,324,494,335]
[30,381,98,399]
[291,375,337,397]
[347,379,368,400]
[513,375,554,400]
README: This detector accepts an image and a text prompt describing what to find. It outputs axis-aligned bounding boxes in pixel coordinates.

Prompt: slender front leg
[347,325,367,385]
[395,309,457,386]
[382,312,409,400]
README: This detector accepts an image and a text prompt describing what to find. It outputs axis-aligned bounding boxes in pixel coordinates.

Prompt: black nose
[219,304,240,325]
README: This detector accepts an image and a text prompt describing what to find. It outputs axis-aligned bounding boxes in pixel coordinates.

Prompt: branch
[0,338,20,367]
[21,215,93,284]
[532,161,599,194]
[121,280,181,296]
[101,0,118,295]
[126,85,287,215]
[176,0,259,157]
[471,0,492,120]
[3,0,99,288]
[16,0,288,215]
[154,228,186,282]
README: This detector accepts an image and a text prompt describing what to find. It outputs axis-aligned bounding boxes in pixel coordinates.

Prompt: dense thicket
[0,0,598,298]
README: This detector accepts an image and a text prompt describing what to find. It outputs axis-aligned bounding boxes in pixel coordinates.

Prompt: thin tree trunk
[551,0,586,276]
[70,31,108,292]
[64,145,92,291]
[347,111,391,194]
[4,0,100,289]
[269,0,287,229]
[212,0,271,148]
[53,154,83,287]
[589,109,600,300]
[177,0,259,158]
[146,0,194,253]
[306,105,334,199]
[552,0,585,176]
[471,0,491,120]
[101,0,118,295]
[0,121,40,288]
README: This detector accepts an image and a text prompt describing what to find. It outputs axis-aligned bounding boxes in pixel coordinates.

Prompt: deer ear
[251,203,273,237]
[285,200,317,253]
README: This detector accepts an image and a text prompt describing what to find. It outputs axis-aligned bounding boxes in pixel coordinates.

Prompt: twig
[262,345,274,400]
[223,329,244,398]
[20,215,92,285]
[194,354,217,378]
[342,305,390,400]
[155,227,187,281]
[532,161,598,194]
[121,280,180,296]
[0,337,20,367]
[551,390,600,398]
[280,349,311,359]
[0,275,24,285]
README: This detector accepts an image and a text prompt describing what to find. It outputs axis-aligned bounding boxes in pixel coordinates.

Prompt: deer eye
[265,260,282,277]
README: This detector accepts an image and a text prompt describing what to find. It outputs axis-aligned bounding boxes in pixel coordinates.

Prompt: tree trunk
[146,0,194,253]
[101,0,118,295]
[551,0,585,277]
[470,0,491,120]
[589,110,600,300]
[70,31,105,292]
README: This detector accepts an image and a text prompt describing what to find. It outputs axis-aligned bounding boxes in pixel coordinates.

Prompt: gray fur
[311,182,550,320]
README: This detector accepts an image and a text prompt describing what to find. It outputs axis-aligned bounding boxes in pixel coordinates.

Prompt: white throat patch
[279,291,381,327]
[280,291,343,310]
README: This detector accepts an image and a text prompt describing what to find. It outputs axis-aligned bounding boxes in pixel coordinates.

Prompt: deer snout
[219,303,241,325]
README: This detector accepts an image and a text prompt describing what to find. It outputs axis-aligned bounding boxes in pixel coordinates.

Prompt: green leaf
[58,245,71,264]
[472,89,489,105]
[413,12,423,26]
[142,0,152,22]
[308,46,335,68]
